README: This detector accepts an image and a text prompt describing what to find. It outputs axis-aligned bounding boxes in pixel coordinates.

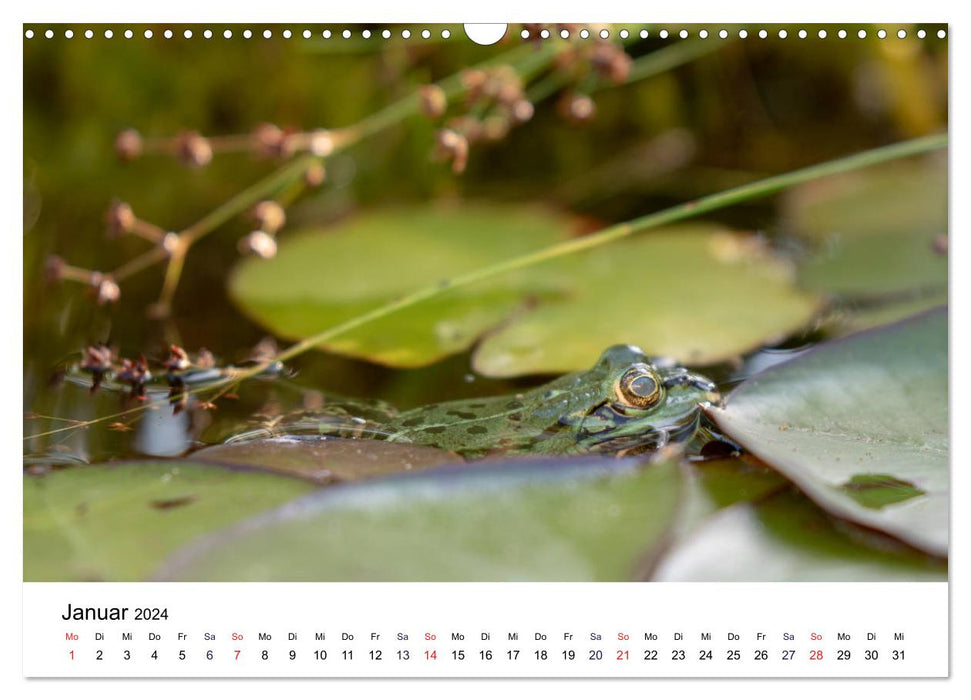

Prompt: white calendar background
[7,0,967,696]
[23,582,947,677]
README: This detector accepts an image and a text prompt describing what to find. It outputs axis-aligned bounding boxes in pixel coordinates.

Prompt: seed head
[461,69,488,100]
[251,201,286,234]
[80,344,115,392]
[591,42,633,84]
[252,122,286,158]
[162,345,191,372]
[106,201,136,238]
[510,99,535,123]
[44,255,66,282]
[447,115,483,142]
[559,93,597,123]
[161,232,182,256]
[114,128,143,161]
[304,162,326,187]
[434,129,469,174]
[176,131,213,168]
[308,129,334,157]
[418,84,448,120]
[238,231,278,259]
[89,273,121,305]
[117,355,152,399]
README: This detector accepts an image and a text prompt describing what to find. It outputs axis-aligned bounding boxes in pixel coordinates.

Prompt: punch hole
[464,24,506,46]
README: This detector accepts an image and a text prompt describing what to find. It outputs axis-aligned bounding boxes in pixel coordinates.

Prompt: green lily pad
[654,489,946,581]
[155,455,683,581]
[800,231,946,298]
[785,156,947,298]
[784,156,947,241]
[709,307,947,556]
[474,226,820,375]
[24,461,316,581]
[822,292,948,335]
[193,437,460,484]
[229,205,574,368]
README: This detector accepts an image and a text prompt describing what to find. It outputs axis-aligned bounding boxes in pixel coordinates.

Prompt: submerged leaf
[155,456,684,582]
[474,226,820,375]
[24,461,315,581]
[709,307,947,555]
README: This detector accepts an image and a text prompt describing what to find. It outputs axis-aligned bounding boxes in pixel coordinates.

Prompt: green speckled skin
[241,345,719,457]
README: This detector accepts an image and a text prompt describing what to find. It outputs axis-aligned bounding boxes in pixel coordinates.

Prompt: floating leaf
[474,226,820,376]
[229,205,574,368]
[822,292,947,335]
[24,461,315,581]
[709,307,947,555]
[785,156,947,298]
[155,456,683,581]
[654,489,946,581]
[784,156,947,241]
[800,231,946,298]
[193,437,459,484]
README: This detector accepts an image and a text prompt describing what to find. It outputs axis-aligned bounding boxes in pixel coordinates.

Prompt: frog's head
[571,344,720,452]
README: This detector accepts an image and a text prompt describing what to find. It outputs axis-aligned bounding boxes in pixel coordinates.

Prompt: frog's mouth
[576,403,703,452]
[575,401,700,451]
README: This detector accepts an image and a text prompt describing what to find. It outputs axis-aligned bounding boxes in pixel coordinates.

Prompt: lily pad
[193,437,459,484]
[654,489,946,581]
[709,307,948,556]
[822,292,948,335]
[785,156,947,298]
[24,461,316,581]
[229,205,574,368]
[154,455,683,581]
[799,231,946,298]
[784,156,947,241]
[474,226,820,375]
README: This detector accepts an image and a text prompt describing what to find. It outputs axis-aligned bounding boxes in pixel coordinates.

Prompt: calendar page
[19,7,953,689]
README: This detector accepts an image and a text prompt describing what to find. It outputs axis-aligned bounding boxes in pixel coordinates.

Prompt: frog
[233,345,721,458]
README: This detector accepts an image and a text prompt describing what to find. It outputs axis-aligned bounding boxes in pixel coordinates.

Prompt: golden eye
[614,365,663,409]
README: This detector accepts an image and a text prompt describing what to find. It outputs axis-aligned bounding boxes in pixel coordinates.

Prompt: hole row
[24,27,451,40]
[23,27,948,41]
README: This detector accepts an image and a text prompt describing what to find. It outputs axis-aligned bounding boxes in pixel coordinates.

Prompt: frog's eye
[615,365,663,409]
